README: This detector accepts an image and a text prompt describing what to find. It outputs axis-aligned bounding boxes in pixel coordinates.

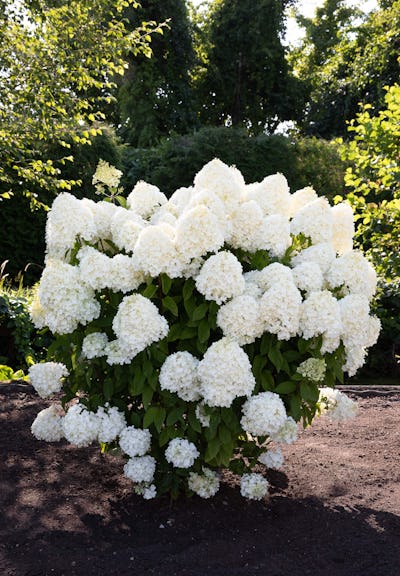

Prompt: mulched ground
[1,383,399,576]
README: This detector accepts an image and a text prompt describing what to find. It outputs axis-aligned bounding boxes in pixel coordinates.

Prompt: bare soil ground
[1,383,399,576]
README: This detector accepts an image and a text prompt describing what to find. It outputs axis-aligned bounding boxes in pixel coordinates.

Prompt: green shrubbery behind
[123,127,346,202]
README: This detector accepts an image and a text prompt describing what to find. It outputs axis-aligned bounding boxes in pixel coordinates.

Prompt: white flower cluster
[197,338,256,407]
[92,159,123,190]
[124,456,156,483]
[62,404,100,447]
[165,438,200,468]
[110,294,169,365]
[297,358,327,383]
[34,158,379,376]
[119,426,152,457]
[96,405,127,443]
[28,362,69,398]
[318,388,358,421]
[240,392,288,437]
[159,351,201,401]
[31,405,64,442]
[188,468,220,498]
[240,473,269,500]
[258,447,284,470]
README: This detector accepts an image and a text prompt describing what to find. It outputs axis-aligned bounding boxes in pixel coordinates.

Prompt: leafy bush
[123,127,346,201]
[28,159,377,500]
[0,284,52,371]
[346,197,400,378]
[340,85,400,378]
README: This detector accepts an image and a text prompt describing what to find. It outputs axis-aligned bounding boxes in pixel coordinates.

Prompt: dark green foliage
[0,0,160,205]
[0,196,46,284]
[0,290,52,370]
[122,126,346,200]
[114,0,196,147]
[51,126,124,201]
[195,0,303,133]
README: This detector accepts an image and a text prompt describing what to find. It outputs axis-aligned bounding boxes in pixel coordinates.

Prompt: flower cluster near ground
[28,158,379,500]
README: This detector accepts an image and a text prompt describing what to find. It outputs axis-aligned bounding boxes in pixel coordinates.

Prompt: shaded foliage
[114,0,197,147]
[122,126,346,200]
[194,0,304,133]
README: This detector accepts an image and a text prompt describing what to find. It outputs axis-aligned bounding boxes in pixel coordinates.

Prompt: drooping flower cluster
[29,158,380,501]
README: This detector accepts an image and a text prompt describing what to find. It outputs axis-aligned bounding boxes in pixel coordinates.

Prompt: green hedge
[122,127,346,201]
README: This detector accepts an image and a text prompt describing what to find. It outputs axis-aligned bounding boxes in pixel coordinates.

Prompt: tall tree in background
[0,0,163,206]
[194,0,303,134]
[291,0,400,138]
[115,0,196,147]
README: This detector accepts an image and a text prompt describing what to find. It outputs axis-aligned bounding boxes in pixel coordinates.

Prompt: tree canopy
[193,0,304,134]
[291,0,400,138]
[114,0,196,147]
[0,0,164,206]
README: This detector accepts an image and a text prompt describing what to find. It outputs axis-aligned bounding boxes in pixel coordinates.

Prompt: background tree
[194,0,304,134]
[114,0,197,147]
[291,0,400,138]
[0,0,164,207]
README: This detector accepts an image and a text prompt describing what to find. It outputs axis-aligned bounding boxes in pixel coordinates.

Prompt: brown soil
[1,383,399,576]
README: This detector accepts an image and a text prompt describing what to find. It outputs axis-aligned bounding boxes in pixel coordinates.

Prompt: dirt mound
[1,384,399,576]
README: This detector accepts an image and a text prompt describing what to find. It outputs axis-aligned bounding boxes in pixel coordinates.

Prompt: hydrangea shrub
[29,158,380,501]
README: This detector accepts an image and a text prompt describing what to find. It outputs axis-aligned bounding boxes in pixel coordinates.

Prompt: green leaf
[191,302,209,322]
[298,338,310,354]
[184,296,197,317]
[167,406,186,426]
[289,394,302,421]
[218,424,232,445]
[0,365,14,380]
[159,426,180,446]
[143,406,165,432]
[142,387,153,410]
[274,380,296,394]
[163,296,178,317]
[154,406,166,432]
[260,370,275,391]
[260,333,272,356]
[129,367,145,396]
[183,279,195,300]
[143,406,156,428]
[252,354,267,379]
[161,274,172,295]
[142,282,157,299]
[268,345,283,372]
[143,358,153,379]
[103,379,114,401]
[205,437,220,463]
[198,318,210,343]
[300,382,319,403]
[188,409,202,433]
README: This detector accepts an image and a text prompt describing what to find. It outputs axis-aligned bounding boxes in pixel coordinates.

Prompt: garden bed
[1,383,399,576]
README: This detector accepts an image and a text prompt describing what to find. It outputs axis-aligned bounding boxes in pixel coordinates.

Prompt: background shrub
[0,287,52,371]
[122,127,346,201]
